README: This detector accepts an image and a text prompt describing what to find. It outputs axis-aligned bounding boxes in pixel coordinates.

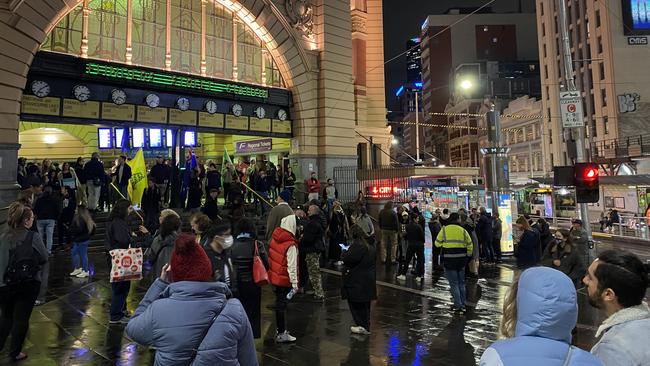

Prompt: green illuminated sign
[85,63,268,99]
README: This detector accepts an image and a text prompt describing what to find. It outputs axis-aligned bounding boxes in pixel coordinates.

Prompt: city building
[498,96,547,185]
[406,37,422,83]
[419,7,539,164]
[536,0,650,173]
[0,0,392,206]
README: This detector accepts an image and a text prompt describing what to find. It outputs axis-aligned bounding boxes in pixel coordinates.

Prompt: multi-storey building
[536,0,650,173]
[419,8,539,162]
[406,37,422,83]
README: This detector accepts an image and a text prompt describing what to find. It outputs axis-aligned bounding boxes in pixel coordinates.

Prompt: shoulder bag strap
[188,311,220,365]
[562,346,574,366]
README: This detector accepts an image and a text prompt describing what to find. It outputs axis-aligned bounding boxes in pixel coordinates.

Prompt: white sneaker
[76,271,89,278]
[350,326,370,335]
[275,331,296,343]
[335,261,344,266]
[396,275,406,281]
[70,268,82,276]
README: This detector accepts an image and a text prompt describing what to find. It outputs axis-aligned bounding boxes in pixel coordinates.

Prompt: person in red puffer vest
[268,214,299,343]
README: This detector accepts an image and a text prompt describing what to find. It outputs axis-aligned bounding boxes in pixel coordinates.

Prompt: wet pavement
[7,245,608,366]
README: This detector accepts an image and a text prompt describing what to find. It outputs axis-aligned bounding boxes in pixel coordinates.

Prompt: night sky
[382,0,536,112]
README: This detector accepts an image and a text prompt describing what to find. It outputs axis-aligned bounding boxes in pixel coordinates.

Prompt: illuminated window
[42,5,83,55]
[132,0,166,69]
[87,0,127,62]
[171,0,202,74]
[205,3,233,78]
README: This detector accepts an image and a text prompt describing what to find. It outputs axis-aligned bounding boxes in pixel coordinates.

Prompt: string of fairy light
[389,111,552,132]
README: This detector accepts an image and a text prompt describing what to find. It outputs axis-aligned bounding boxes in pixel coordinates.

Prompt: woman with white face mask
[201,220,237,293]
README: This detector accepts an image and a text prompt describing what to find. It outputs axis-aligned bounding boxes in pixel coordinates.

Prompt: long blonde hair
[500,273,521,338]
[74,205,96,234]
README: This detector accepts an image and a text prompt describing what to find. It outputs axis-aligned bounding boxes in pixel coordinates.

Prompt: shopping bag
[109,247,143,282]
[252,241,268,286]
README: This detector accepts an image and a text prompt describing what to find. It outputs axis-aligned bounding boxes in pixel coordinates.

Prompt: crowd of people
[1,153,649,365]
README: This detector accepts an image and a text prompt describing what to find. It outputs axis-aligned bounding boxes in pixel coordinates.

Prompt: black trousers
[110,281,131,321]
[299,251,308,289]
[492,237,502,260]
[348,301,371,330]
[0,281,40,358]
[399,243,424,276]
[274,286,291,333]
[237,281,262,338]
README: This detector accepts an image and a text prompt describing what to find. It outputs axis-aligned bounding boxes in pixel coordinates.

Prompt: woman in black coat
[514,216,542,269]
[229,218,269,339]
[328,202,349,265]
[341,225,377,335]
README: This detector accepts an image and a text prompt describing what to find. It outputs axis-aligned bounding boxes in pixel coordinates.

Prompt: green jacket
[434,224,473,269]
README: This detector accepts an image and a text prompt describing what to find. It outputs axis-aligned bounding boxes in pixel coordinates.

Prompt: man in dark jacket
[265,190,293,241]
[378,201,399,264]
[112,155,132,200]
[33,186,62,254]
[84,152,105,211]
[492,212,503,263]
[205,163,222,197]
[149,156,170,206]
[476,207,494,263]
[429,214,444,273]
[202,188,221,222]
[398,213,425,280]
[300,205,326,301]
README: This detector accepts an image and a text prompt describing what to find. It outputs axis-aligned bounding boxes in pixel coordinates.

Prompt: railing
[591,133,650,160]
[528,213,650,242]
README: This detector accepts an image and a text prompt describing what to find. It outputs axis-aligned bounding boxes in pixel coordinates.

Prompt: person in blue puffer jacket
[126,233,257,366]
[479,267,603,366]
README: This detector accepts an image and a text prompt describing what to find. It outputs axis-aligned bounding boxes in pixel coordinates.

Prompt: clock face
[111,89,127,105]
[254,106,266,119]
[205,100,218,114]
[73,85,91,102]
[176,97,190,111]
[146,93,160,108]
[277,109,288,121]
[232,103,243,117]
[31,80,50,98]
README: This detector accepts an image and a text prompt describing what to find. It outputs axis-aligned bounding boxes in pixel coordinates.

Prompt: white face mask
[222,235,234,250]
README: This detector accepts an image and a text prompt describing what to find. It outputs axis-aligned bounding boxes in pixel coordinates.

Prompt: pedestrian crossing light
[574,163,599,203]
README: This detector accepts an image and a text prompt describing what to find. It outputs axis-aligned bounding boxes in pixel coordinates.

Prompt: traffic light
[574,163,599,203]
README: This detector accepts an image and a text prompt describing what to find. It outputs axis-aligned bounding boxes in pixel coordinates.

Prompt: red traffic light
[585,168,598,179]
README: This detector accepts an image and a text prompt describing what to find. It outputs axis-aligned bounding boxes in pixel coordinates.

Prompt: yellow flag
[127,149,148,206]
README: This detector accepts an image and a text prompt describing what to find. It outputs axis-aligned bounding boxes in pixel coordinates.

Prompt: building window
[602,89,607,107]
[591,119,598,138]
[563,151,568,165]
[603,116,609,134]
[544,64,548,79]
[597,36,603,53]
[595,9,601,27]
[550,153,554,166]
[542,22,546,36]
[543,44,547,58]
[87,0,128,62]
[526,126,533,141]
[599,62,605,80]
[540,1,544,16]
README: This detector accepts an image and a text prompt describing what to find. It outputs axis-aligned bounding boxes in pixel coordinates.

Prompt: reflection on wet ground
[9,246,606,365]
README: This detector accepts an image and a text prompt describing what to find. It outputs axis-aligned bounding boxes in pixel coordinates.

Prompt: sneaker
[350,326,370,335]
[76,271,89,278]
[335,261,344,266]
[109,317,130,325]
[69,268,82,276]
[396,275,406,281]
[275,331,297,343]
[459,307,467,315]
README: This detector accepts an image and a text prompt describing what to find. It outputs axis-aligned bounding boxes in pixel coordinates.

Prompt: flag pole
[110,182,145,223]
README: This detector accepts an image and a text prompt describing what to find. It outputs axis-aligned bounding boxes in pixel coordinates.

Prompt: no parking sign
[559,91,585,128]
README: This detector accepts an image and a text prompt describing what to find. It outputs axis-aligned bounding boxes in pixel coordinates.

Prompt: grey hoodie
[0,227,49,287]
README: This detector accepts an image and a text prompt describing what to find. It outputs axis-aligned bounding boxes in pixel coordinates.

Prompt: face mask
[221,235,234,250]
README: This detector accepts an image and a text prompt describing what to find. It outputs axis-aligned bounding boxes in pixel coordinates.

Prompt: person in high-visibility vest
[435,212,474,314]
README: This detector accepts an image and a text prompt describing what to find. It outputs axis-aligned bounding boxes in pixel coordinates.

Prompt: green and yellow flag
[127,149,148,206]
[221,147,233,185]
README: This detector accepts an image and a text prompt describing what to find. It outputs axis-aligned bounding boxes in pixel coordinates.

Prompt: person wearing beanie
[265,189,294,241]
[268,215,299,343]
[126,233,258,366]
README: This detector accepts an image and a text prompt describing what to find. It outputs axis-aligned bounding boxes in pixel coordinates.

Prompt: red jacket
[268,227,298,287]
[306,178,320,193]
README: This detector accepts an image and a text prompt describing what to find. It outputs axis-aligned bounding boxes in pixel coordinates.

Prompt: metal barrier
[528,214,650,242]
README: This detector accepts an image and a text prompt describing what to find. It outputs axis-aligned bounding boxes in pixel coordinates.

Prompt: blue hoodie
[479,267,603,366]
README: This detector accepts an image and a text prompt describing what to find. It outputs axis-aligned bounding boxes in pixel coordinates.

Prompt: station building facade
[0,0,391,205]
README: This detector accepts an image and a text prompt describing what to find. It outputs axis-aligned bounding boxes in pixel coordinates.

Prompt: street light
[460,79,473,91]
[391,138,399,145]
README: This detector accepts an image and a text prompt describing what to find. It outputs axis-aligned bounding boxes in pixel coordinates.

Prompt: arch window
[41,0,284,87]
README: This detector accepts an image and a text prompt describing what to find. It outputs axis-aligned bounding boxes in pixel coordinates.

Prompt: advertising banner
[235,138,272,154]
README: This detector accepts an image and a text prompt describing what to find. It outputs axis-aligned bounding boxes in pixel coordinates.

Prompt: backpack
[4,231,39,285]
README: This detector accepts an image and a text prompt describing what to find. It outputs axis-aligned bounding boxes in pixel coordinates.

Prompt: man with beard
[583,250,650,365]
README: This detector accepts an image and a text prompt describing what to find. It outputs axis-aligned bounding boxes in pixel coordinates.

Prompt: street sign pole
[558,0,593,261]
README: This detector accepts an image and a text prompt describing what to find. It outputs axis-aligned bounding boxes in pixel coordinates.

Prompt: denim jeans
[37,219,56,254]
[110,281,131,321]
[445,267,466,308]
[71,241,89,271]
[87,184,101,210]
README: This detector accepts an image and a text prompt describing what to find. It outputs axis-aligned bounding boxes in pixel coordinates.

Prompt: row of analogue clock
[29,80,288,121]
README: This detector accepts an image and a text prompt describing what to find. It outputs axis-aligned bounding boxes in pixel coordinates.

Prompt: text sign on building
[235,138,272,154]
[627,36,648,45]
[559,91,584,128]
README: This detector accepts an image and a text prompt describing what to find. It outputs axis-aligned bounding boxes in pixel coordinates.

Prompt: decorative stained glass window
[40,0,285,87]
[132,0,166,69]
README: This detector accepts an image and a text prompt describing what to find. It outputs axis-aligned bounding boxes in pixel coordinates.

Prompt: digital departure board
[132,128,145,148]
[149,128,163,148]
[98,128,112,149]
[183,131,196,147]
[114,128,126,149]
